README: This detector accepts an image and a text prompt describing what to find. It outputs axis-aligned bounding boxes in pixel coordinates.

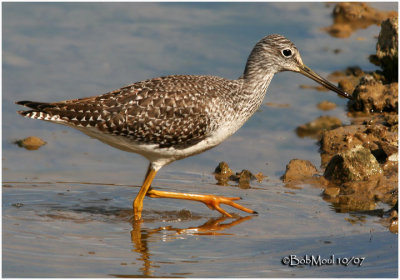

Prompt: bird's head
[244,34,352,99]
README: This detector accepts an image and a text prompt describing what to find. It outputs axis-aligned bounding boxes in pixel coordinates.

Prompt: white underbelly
[71,117,245,170]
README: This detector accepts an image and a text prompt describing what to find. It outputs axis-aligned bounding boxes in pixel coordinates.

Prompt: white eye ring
[281,48,293,58]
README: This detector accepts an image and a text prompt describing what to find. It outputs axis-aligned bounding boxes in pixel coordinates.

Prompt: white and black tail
[16,99,120,131]
[16,101,62,122]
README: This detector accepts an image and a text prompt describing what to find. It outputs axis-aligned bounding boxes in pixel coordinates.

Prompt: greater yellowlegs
[16,34,352,220]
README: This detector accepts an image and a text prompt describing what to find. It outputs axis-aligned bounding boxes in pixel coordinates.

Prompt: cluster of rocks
[214,161,265,189]
[285,4,398,233]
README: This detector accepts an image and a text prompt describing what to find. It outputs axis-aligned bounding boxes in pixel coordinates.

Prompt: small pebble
[15,136,46,150]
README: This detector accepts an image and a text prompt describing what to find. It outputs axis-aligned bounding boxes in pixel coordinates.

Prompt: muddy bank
[323,2,397,38]
[288,10,398,233]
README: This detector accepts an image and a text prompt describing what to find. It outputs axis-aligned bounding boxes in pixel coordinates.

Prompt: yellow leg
[147,189,257,217]
[133,165,157,220]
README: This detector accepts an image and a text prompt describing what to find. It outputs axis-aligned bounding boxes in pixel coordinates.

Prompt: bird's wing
[16,75,238,149]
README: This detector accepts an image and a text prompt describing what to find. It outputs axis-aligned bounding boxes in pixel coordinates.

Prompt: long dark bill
[299,65,353,100]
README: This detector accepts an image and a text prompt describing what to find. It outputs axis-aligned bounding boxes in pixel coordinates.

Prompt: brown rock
[324,145,383,183]
[370,16,398,82]
[338,79,357,95]
[214,161,233,186]
[349,77,398,113]
[230,170,256,189]
[214,162,265,188]
[282,159,319,182]
[15,136,47,150]
[320,124,398,168]
[214,161,233,176]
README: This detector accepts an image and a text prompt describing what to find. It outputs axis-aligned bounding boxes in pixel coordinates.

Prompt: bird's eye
[282,49,292,57]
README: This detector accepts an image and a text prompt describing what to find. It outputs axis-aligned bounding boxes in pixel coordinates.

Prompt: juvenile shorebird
[16,34,351,220]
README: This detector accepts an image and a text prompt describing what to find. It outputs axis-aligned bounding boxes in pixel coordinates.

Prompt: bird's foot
[200,194,257,217]
[147,189,257,217]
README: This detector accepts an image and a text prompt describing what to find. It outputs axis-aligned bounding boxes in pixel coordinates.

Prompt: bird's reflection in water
[129,215,253,277]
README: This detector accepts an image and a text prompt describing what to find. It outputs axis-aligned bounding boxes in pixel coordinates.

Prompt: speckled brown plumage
[17,75,246,149]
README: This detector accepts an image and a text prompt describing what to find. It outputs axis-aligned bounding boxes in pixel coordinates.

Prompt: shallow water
[3,2,398,277]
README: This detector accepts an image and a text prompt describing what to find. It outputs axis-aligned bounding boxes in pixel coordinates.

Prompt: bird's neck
[225,69,274,126]
[227,59,276,122]
[240,53,277,98]
[239,65,275,102]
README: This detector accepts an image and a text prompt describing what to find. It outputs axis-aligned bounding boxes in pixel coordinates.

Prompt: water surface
[3,2,398,277]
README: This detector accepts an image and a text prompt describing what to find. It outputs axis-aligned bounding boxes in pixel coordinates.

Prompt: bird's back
[17,75,242,150]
